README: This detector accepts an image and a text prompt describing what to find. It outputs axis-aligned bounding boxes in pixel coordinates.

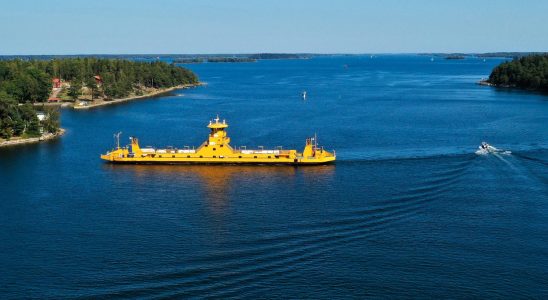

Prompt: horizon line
[1,51,546,57]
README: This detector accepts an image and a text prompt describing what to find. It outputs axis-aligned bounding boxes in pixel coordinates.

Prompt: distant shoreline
[73,83,204,110]
[0,129,65,148]
[2,52,545,61]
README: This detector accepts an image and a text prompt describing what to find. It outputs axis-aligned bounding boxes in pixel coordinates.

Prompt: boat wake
[336,150,474,164]
[79,157,473,298]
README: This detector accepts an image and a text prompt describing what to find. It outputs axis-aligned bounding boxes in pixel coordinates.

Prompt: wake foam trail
[336,152,476,164]
[476,150,548,186]
[491,152,521,172]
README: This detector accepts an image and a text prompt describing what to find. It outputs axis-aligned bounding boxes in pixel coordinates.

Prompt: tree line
[488,54,548,92]
[0,58,199,102]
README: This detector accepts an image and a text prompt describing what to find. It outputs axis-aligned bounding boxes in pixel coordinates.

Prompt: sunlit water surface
[1,55,547,298]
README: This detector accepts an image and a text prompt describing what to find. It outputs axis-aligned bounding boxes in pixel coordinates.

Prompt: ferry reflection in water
[103,164,335,216]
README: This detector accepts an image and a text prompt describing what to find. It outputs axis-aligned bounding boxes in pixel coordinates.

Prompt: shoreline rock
[0,129,65,148]
[477,80,495,86]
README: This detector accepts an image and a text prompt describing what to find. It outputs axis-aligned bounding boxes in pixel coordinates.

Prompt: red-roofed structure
[94,75,103,84]
[52,78,61,88]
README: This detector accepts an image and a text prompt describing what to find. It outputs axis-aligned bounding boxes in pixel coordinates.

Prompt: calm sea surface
[1,55,547,298]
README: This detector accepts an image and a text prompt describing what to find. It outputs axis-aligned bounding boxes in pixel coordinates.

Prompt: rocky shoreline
[0,129,65,148]
[478,79,495,86]
[73,83,203,110]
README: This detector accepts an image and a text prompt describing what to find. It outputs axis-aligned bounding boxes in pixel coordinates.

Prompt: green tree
[42,107,60,134]
[85,77,97,100]
[68,81,82,101]
[19,103,40,136]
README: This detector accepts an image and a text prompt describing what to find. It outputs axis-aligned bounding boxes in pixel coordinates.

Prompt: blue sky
[1,0,546,54]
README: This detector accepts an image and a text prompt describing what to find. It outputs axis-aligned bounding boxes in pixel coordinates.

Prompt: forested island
[173,58,205,64]
[419,52,547,59]
[172,53,311,64]
[248,53,310,59]
[174,57,256,64]
[0,53,315,62]
[445,55,465,60]
[172,53,312,64]
[207,57,256,63]
[486,54,548,92]
[476,52,547,59]
[0,58,199,143]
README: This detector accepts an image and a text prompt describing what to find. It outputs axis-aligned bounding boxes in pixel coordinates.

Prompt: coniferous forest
[0,58,198,139]
[488,54,548,92]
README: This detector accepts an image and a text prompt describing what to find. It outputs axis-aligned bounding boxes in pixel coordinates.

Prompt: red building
[47,97,61,103]
[94,75,103,85]
[52,78,61,88]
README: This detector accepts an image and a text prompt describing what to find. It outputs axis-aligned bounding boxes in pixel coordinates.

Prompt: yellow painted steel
[100,117,336,165]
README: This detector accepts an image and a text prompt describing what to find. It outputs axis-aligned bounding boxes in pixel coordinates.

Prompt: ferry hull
[100,155,336,165]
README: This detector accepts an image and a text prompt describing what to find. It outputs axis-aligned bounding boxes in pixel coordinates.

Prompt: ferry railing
[235,145,288,155]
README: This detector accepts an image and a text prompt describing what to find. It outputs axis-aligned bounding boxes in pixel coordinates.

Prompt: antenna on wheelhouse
[114,132,122,149]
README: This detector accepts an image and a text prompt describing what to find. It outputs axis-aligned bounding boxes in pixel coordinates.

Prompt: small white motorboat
[475,142,511,155]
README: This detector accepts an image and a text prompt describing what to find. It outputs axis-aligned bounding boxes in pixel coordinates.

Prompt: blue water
[1,55,547,298]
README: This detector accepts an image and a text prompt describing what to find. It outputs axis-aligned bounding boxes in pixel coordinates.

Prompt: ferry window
[239,156,242,158]
[200,155,203,158]
[172,155,175,158]
[213,148,216,151]
[187,155,190,158]
[254,156,257,159]
[213,156,216,158]
[268,156,271,158]
[220,145,224,147]
[159,155,162,158]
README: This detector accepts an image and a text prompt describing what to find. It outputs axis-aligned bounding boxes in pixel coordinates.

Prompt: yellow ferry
[100,116,336,165]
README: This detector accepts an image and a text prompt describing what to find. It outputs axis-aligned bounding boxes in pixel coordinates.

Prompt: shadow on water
[102,164,335,216]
